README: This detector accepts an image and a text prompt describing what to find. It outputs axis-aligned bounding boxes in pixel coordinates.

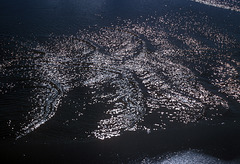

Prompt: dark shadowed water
[0,0,240,163]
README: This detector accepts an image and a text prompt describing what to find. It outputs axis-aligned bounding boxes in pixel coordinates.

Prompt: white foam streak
[192,0,240,12]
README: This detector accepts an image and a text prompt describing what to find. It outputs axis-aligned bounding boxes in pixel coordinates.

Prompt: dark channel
[0,0,240,163]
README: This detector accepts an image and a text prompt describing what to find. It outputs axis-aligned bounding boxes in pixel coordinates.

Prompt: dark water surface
[1,0,240,163]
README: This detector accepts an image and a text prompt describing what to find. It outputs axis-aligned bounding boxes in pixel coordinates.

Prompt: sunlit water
[133,150,240,164]
[0,0,240,162]
[192,0,240,12]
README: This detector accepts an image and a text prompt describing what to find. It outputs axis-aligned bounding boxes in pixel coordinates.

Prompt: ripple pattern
[0,10,239,140]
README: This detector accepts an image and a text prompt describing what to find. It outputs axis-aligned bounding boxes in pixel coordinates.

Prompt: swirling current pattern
[0,10,239,140]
